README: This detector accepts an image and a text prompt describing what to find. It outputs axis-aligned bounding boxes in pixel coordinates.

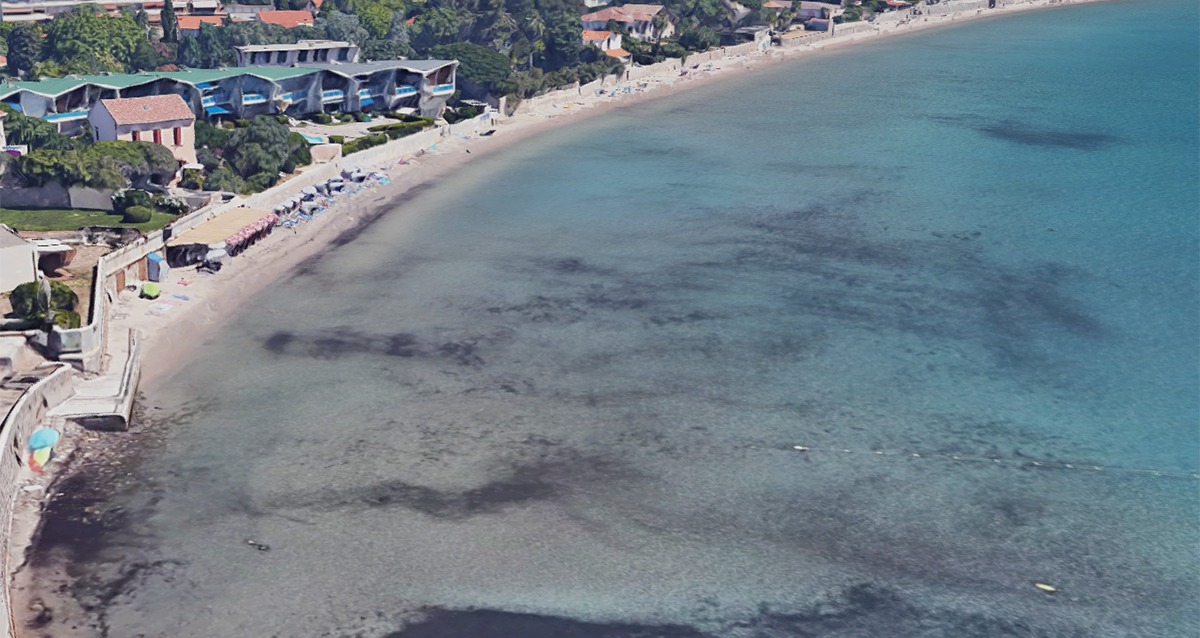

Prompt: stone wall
[0,183,116,211]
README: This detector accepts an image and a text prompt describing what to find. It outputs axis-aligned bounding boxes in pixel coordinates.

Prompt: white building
[234,40,360,67]
[582,30,629,61]
[0,225,36,294]
[88,95,197,165]
[581,4,673,41]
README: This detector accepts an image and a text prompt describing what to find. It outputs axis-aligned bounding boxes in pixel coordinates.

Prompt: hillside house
[88,94,197,164]
[581,4,673,41]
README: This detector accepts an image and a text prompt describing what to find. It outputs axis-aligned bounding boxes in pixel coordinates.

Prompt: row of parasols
[224,212,279,256]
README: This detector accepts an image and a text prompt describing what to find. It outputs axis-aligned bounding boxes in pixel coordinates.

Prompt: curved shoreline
[6,0,1113,635]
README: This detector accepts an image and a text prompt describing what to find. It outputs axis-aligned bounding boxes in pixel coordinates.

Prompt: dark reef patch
[271,450,625,518]
[385,608,713,638]
[978,121,1119,150]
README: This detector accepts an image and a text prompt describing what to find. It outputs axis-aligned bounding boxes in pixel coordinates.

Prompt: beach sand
[5,0,1112,634]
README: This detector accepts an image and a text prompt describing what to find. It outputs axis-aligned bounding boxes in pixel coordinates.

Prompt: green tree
[227,116,291,178]
[431,42,511,93]
[6,23,42,78]
[43,6,146,74]
[0,105,76,150]
[178,22,229,67]
[358,3,395,39]
[679,26,719,51]
[317,11,371,44]
[162,0,179,42]
[203,166,244,192]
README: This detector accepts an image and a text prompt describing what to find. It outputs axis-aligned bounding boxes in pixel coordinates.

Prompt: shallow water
[29,1,1199,636]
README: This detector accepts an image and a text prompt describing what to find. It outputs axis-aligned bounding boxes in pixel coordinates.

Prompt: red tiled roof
[405,16,416,23]
[178,15,223,29]
[582,4,663,23]
[762,1,789,8]
[604,48,630,58]
[98,95,195,126]
[257,10,314,27]
[582,29,612,41]
[0,55,6,67]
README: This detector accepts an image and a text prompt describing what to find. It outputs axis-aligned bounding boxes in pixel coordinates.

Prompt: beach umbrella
[29,447,52,473]
[28,428,60,451]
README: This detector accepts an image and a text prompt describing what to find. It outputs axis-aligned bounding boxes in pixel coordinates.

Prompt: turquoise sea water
[33,2,1198,636]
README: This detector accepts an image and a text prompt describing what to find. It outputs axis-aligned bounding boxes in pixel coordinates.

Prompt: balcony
[429,83,455,97]
[394,85,417,97]
[321,89,344,103]
[242,93,268,106]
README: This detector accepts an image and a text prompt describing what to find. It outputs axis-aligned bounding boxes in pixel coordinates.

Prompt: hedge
[341,134,388,155]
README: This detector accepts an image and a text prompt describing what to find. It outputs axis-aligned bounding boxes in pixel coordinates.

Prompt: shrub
[242,171,277,193]
[341,133,388,155]
[123,205,154,223]
[203,167,243,192]
[179,168,204,190]
[10,280,78,318]
[112,189,155,215]
[328,135,345,144]
[336,113,354,122]
[51,309,82,329]
[233,119,253,128]
[157,195,190,216]
[309,113,333,124]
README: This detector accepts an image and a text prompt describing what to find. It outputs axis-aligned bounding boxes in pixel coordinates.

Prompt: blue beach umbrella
[28,428,60,451]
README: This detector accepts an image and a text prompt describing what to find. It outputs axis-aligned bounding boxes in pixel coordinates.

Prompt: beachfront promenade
[0,0,1102,633]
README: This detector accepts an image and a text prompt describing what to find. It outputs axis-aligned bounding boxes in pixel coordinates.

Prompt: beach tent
[0,225,37,293]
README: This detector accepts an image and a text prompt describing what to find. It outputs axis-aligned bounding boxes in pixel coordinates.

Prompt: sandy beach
[5,0,1117,634]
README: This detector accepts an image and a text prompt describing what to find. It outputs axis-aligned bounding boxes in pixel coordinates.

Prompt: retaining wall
[0,364,75,638]
[0,183,116,211]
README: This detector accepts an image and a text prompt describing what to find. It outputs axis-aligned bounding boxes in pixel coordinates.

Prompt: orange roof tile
[98,95,195,126]
[583,3,663,22]
[178,15,223,29]
[604,48,630,58]
[582,29,612,41]
[257,10,314,27]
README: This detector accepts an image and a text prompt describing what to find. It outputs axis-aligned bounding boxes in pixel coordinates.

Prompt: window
[153,129,162,144]
[132,130,140,141]
[338,47,349,61]
[299,50,309,62]
[276,51,287,64]
[173,127,182,146]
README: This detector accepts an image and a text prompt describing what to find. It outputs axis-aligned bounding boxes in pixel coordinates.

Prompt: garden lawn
[0,207,175,232]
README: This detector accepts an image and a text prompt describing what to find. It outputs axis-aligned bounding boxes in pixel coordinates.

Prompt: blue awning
[359,97,374,106]
[205,105,232,115]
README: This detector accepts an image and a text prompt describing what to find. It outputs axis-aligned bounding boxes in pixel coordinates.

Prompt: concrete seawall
[0,364,75,638]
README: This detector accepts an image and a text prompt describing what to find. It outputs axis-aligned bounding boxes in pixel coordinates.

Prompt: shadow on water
[386,583,1083,638]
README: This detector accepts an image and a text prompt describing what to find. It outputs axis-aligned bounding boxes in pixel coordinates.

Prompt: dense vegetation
[192,115,313,193]
[2,0,798,99]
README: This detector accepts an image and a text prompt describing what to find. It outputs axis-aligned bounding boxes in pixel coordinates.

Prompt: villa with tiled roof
[581,4,673,40]
[88,94,197,164]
